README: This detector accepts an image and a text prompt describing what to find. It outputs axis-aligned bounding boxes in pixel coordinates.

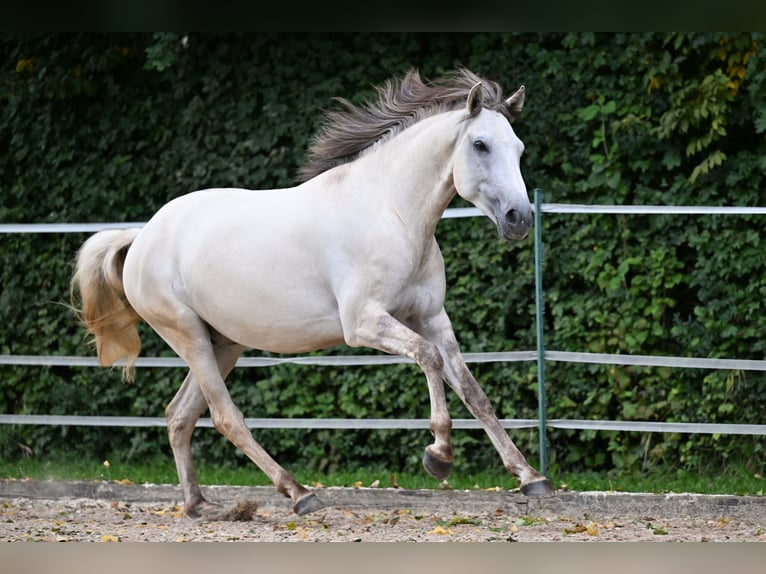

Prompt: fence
[3,191,766,474]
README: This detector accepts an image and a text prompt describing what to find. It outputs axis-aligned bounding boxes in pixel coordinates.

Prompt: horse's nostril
[506,209,520,226]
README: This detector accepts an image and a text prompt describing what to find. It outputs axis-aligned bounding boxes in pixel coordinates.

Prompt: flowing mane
[297,68,513,182]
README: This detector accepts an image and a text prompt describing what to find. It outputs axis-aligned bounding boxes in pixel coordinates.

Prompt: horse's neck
[364,112,462,238]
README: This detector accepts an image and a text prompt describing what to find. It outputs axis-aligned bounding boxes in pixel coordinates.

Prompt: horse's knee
[418,342,444,372]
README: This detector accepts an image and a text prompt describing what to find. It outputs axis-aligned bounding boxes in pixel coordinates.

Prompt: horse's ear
[504,85,525,122]
[466,82,484,116]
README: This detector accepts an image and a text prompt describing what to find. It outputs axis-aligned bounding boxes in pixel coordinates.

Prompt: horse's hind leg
[147,307,322,517]
[165,339,257,520]
[165,373,209,517]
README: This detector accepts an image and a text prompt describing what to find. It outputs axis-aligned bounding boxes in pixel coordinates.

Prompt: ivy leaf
[578,103,601,122]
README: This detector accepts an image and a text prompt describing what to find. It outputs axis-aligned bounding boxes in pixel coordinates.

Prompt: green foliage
[1,33,765,482]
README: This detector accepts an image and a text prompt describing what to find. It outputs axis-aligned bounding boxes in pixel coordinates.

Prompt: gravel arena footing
[1,479,765,542]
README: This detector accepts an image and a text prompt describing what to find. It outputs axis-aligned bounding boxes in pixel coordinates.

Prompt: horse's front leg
[344,310,454,480]
[418,308,554,496]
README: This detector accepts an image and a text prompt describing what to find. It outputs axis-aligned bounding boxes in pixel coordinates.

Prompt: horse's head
[452,82,532,241]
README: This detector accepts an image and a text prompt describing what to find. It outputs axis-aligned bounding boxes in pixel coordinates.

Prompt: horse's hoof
[520,478,555,497]
[422,449,452,480]
[293,493,324,516]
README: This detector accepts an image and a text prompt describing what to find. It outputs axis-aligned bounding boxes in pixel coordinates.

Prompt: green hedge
[2,33,765,480]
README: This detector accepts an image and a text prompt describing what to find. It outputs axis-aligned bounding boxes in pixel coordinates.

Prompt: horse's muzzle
[498,205,532,241]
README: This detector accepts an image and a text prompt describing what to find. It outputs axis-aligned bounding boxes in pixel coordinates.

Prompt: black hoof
[520,478,555,497]
[293,493,324,516]
[422,450,452,480]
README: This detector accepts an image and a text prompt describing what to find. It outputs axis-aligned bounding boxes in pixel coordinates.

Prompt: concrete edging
[2,479,765,521]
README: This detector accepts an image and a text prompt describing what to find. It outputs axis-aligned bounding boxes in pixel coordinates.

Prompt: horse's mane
[296,68,512,182]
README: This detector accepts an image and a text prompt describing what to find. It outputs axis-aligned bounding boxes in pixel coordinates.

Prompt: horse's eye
[473,140,488,153]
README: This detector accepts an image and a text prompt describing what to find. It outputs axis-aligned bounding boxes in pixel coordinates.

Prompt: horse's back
[130,187,317,265]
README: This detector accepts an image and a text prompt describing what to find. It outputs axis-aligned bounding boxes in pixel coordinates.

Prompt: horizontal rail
[0,351,534,367]
[3,204,765,234]
[3,350,765,370]
[2,414,764,435]
[0,208,478,233]
[540,204,766,215]
[544,351,766,371]
[0,222,147,234]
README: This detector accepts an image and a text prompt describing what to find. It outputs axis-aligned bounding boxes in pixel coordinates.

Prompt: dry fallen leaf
[563,523,587,535]
[716,517,730,527]
[100,534,120,542]
[429,525,452,535]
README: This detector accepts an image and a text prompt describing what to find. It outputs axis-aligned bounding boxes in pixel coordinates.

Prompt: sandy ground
[2,491,765,542]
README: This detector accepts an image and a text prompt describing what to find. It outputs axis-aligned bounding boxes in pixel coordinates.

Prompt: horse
[71,68,554,520]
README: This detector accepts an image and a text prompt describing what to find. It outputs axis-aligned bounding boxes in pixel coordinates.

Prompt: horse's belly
[183,267,346,353]
[202,302,346,354]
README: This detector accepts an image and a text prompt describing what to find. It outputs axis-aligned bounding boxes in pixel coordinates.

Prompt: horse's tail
[70,228,143,381]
